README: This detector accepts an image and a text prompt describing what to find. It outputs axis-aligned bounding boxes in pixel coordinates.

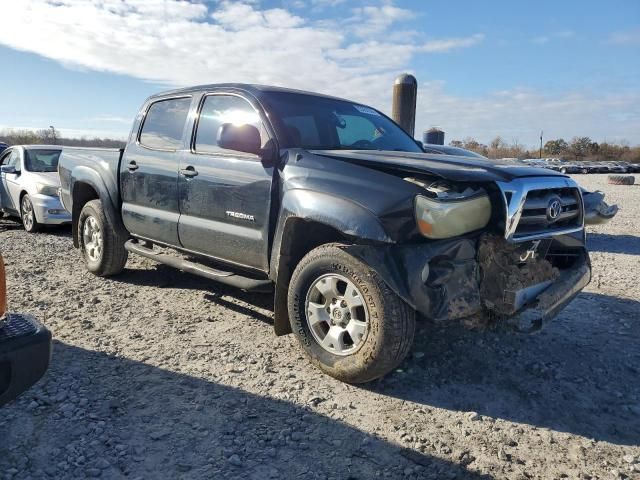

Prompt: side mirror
[0,165,16,174]
[217,123,261,156]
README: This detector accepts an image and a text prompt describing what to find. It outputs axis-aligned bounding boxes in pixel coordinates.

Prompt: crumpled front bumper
[341,234,591,332]
[508,254,591,332]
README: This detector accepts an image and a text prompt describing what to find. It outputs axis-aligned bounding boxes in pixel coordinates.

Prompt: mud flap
[339,239,482,322]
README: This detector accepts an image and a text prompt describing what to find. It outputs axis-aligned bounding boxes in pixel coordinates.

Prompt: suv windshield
[24,149,61,172]
[264,92,422,153]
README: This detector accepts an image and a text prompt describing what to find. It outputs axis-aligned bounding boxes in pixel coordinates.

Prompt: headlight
[415,193,491,239]
[36,183,59,197]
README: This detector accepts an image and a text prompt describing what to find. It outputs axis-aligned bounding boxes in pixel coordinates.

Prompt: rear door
[177,92,275,271]
[120,96,193,246]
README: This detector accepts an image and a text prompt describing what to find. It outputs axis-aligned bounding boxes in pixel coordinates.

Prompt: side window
[195,95,265,154]
[7,151,19,168]
[139,97,191,151]
[336,115,378,146]
[0,151,11,165]
[1,150,19,168]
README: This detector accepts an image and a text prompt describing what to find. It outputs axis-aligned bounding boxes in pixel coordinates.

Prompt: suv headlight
[415,193,491,239]
[36,183,59,197]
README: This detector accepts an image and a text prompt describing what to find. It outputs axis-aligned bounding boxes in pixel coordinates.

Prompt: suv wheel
[78,200,128,276]
[288,244,415,383]
[21,195,41,233]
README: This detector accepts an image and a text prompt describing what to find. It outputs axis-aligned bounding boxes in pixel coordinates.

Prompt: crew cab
[58,84,591,383]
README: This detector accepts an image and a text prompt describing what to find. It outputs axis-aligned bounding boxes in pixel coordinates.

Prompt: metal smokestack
[391,73,417,137]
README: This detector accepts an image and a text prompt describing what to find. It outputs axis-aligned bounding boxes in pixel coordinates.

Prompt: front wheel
[21,194,41,233]
[288,244,415,383]
[78,200,128,276]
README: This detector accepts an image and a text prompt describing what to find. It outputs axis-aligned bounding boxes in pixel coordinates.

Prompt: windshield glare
[25,149,61,172]
[265,92,422,153]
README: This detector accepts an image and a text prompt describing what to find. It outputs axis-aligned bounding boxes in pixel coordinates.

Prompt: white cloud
[532,30,575,45]
[421,33,485,53]
[417,86,640,145]
[607,28,640,46]
[0,1,636,145]
[349,4,414,38]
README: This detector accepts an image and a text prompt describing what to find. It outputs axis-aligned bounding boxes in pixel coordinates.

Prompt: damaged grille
[497,177,584,242]
[515,187,582,236]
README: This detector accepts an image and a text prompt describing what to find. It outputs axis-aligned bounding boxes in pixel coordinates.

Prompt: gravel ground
[1,174,639,480]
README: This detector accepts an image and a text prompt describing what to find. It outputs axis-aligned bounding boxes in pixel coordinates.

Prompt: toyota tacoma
[58,84,591,383]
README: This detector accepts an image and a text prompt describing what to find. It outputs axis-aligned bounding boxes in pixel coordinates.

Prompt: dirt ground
[1,174,639,479]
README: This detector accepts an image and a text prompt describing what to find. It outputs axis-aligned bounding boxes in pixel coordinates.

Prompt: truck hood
[310,150,564,183]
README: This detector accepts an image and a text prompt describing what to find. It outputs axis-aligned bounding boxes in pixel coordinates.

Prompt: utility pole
[49,125,56,145]
[539,130,543,159]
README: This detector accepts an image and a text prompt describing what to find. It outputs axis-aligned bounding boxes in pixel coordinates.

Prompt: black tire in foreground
[607,175,635,186]
[78,200,128,276]
[20,194,41,233]
[288,243,415,383]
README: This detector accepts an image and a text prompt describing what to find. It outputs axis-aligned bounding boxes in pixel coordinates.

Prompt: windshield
[264,92,423,153]
[24,149,61,172]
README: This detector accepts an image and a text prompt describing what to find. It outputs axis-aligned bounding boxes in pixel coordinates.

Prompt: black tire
[78,200,128,276]
[288,244,415,383]
[20,194,41,233]
[607,175,635,186]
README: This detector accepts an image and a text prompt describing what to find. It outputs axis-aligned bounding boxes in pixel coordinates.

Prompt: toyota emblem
[547,198,562,221]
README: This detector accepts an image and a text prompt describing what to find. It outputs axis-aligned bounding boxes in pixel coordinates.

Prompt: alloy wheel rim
[305,273,369,356]
[21,197,33,230]
[82,216,103,262]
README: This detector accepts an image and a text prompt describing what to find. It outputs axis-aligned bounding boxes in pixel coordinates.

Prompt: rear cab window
[139,97,192,151]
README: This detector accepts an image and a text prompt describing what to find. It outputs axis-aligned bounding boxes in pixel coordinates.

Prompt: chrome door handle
[180,166,198,178]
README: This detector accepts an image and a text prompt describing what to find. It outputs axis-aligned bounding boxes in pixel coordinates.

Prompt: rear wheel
[78,200,128,276]
[288,244,415,383]
[21,194,41,233]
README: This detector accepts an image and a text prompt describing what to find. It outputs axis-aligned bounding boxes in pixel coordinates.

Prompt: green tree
[544,139,568,155]
[569,136,592,160]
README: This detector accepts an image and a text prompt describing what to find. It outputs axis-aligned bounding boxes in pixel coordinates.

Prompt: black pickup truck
[58,84,591,383]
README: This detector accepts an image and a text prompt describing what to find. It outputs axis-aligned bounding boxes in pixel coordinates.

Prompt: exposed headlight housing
[412,181,492,239]
[36,183,59,197]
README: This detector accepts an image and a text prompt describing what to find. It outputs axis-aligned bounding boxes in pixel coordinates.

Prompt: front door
[0,149,20,213]
[177,93,275,272]
[120,96,193,246]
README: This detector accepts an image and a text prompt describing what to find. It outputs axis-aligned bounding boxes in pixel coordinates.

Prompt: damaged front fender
[340,238,482,322]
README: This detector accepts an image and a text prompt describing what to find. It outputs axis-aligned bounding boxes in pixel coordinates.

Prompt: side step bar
[124,240,272,292]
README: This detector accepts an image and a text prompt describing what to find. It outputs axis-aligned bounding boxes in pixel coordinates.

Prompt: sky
[0,0,638,147]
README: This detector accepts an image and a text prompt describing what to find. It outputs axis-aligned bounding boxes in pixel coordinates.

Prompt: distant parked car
[626,163,640,173]
[557,163,584,174]
[422,144,487,158]
[0,145,71,232]
[607,162,628,173]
